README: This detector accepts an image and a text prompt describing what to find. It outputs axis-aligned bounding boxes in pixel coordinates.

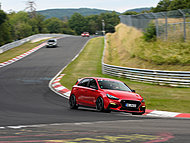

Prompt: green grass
[60,37,104,89]
[105,23,190,71]
[60,37,190,113]
[0,40,46,63]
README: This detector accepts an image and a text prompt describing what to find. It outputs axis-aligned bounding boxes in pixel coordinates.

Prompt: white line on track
[0,120,143,130]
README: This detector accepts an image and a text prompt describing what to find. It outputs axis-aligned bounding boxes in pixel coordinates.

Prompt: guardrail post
[160,12,168,40]
[151,13,159,38]
[178,9,186,41]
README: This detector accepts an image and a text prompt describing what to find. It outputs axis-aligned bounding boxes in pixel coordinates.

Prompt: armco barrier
[0,34,69,54]
[102,37,190,87]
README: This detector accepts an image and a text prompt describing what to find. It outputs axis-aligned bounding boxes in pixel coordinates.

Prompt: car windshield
[98,80,131,92]
[48,39,55,42]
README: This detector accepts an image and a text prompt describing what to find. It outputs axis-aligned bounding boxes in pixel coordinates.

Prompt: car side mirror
[131,90,136,93]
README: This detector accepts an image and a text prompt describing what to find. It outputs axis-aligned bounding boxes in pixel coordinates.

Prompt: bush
[143,22,156,42]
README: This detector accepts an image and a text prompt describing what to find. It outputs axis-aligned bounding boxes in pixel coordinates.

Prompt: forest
[123,0,190,15]
[0,10,119,46]
[1,0,190,46]
[152,0,190,12]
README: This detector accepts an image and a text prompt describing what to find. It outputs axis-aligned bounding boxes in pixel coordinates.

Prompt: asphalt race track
[0,36,190,143]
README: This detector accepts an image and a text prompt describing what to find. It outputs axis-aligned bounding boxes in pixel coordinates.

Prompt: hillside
[38,8,119,19]
[105,23,190,71]
[126,7,151,13]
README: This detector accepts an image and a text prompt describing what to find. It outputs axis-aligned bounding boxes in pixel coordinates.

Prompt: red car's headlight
[106,94,119,100]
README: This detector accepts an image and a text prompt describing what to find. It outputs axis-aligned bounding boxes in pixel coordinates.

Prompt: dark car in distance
[69,77,146,114]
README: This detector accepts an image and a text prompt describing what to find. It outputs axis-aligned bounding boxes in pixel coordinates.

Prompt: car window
[77,78,90,87]
[98,80,131,91]
[89,79,98,89]
[48,39,56,42]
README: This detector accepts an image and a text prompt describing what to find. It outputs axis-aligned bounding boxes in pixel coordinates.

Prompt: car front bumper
[105,99,146,113]
[46,44,57,47]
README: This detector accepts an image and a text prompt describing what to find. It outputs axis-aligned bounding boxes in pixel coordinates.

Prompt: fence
[0,34,70,54]
[119,9,190,41]
[102,38,190,87]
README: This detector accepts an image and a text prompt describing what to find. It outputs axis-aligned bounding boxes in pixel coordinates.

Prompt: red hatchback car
[69,77,146,115]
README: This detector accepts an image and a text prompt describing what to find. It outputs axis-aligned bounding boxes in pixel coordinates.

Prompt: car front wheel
[96,97,105,112]
[69,94,78,109]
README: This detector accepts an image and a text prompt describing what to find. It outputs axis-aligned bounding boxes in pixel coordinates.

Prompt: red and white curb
[50,74,70,99]
[0,42,46,68]
[145,110,190,119]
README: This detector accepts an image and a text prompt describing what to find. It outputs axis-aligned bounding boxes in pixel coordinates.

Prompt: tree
[86,15,100,34]
[123,11,138,15]
[168,0,190,10]
[8,11,33,40]
[99,12,120,33]
[0,10,7,25]
[69,13,87,35]
[143,22,156,42]
[152,0,171,12]
[29,14,46,34]
[14,22,32,39]
[0,21,12,46]
[62,21,76,35]
[44,17,64,33]
[0,10,12,46]
[68,12,120,35]
[152,0,190,12]
[9,11,30,24]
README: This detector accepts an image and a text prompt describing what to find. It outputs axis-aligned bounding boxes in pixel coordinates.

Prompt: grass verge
[0,40,46,63]
[60,37,190,113]
[105,23,190,71]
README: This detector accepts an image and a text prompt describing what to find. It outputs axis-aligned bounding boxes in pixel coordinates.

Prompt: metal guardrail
[102,37,190,87]
[0,34,69,54]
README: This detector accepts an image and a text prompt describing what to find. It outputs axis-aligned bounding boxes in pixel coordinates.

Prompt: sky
[0,0,161,13]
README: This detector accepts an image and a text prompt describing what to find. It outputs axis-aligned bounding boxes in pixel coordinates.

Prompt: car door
[86,78,99,107]
[77,78,90,105]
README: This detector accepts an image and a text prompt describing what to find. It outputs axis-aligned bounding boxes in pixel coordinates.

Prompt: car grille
[120,100,141,111]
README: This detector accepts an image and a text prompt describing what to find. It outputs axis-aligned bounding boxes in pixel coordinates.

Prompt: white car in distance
[46,39,57,48]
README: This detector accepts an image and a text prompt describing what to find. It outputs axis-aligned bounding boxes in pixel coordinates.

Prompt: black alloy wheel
[69,94,78,109]
[96,97,104,112]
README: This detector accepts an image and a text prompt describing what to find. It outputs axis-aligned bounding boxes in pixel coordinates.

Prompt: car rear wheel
[69,94,78,109]
[96,97,105,112]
